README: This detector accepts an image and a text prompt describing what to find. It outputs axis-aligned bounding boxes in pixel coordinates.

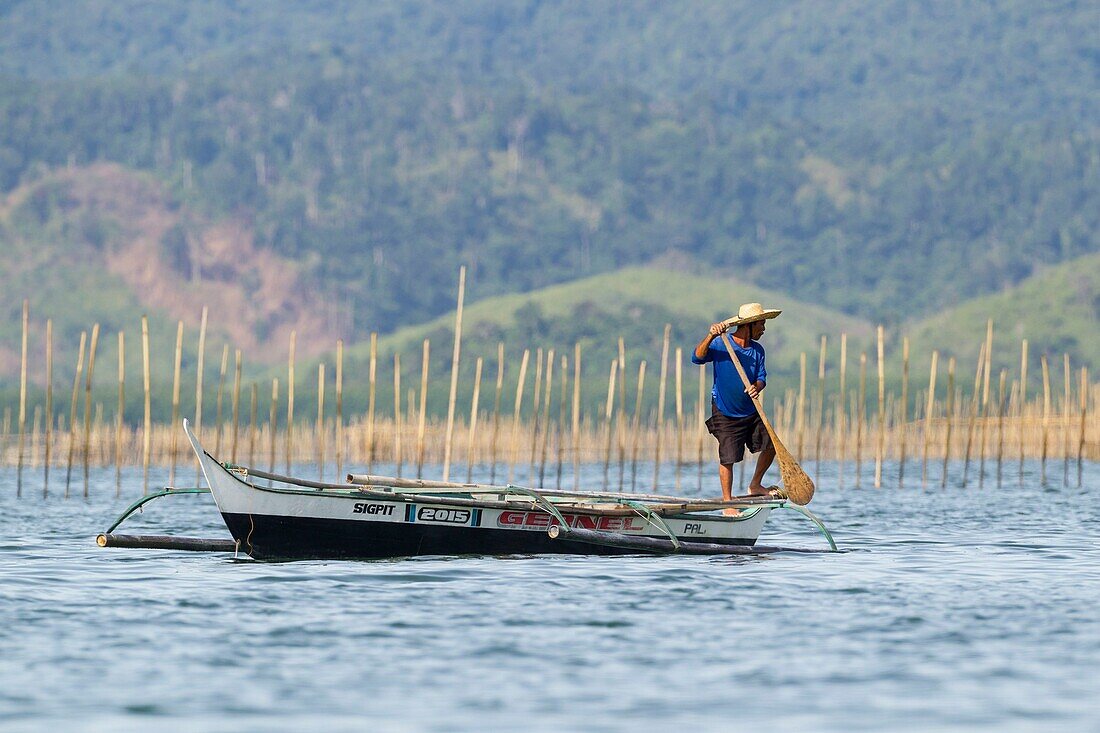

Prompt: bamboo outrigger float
[98,420,836,559]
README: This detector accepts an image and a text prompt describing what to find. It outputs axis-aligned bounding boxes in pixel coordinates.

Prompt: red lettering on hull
[572,515,599,530]
[496,511,642,532]
[524,513,551,528]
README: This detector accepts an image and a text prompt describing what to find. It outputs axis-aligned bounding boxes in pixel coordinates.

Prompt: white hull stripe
[187,424,768,543]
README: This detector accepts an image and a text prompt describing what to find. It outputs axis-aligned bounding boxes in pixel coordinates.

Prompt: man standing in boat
[692,302,781,503]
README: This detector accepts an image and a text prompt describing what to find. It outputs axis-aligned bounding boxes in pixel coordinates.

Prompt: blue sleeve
[757,346,767,387]
[691,340,715,365]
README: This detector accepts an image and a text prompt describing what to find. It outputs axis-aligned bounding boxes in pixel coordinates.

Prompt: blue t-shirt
[691,337,767,418]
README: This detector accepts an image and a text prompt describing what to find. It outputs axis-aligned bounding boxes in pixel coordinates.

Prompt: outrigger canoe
[97,420,835,559]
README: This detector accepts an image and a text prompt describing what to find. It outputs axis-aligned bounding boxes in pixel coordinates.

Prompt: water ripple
[0,462,1099,731]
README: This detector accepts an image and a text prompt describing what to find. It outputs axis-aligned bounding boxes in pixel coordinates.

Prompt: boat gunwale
[207,460,782,522]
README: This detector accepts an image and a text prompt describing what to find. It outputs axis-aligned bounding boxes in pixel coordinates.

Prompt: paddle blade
[776,450,815,505]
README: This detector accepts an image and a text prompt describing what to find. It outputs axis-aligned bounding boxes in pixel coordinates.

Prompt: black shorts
[704,402,771,465]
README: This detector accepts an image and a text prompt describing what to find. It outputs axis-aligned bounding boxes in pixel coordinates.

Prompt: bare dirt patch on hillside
[5,164,343,363]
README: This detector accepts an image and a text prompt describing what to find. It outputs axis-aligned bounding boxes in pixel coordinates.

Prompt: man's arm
[693,322,726,362]
[745,346,766,399]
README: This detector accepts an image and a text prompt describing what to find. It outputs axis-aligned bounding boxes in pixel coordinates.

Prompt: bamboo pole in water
[416,339,429,479]
[115,331,124,495]
[393,354,402,477]
[978,321,993,487]
[231,349,242,465]
[317,363,325,481]
[653,325,670,489]
[249,382,257,467]
[924,385,932,477]
[489,343,504,484]
[335,340,343,478]
[675,348,684,492]
[696,363,706,492]
[214,344,228,457]
[141,318,151,493]
[838,334,847,488]
[17,300,28,496]
[874,326,885,488]
[442,266,465,482]
[1019,339,1028,485]
[269,378,279,481]
[465,356,483,484]
[556,354,568,489]
[529,349,543,482]
[797,351,806,463]
[814,337,826,475]
[618,338,628,491]
[941,356,956,488]
[366,333,377,473]
[168,321,183,485]
[537,350,555,487]
[507,349,530,484]
[1077,367,1088,489]
[1040,354,1051,486]
[899,337,910,487]
[996,369,1006,488]
[80,324,100,496]
[572,343,582,490]
[630,361,647,492]
[603,358,617,488]
[195,308,208,483]
[1008,379,1019,470]
[44,319,53,495]
[286,330,295,472]
[1062,354,1071,487]
[856,352,866,488]
[962,342,985,488]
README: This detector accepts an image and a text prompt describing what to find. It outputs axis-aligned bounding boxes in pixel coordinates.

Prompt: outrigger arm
[96,487,240,553]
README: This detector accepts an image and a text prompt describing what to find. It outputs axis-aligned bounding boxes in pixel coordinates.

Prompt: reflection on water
[1,461,1099,732]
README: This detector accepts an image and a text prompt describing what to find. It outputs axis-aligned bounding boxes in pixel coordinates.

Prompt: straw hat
[722,302,782,328]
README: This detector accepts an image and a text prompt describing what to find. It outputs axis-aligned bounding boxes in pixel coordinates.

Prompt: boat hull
[212,482,771,560]
[186,423,771,560]
[219,511,761,559]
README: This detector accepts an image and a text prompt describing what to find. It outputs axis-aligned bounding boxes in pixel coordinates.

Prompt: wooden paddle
[717,329,815,505]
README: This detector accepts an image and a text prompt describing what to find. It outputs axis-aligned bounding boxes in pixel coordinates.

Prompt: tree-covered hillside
[3,1,1096,133]
[0,1,1096,346]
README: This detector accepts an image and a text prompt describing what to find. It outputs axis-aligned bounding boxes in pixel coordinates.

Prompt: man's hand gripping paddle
[717,329,815,505]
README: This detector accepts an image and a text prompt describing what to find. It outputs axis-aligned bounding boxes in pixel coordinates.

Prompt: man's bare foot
[722,507,742,517]
[747,484,784,498]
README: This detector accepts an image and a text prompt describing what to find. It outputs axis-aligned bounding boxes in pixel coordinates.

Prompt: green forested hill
[1,255,1096,424]
[902,251,1100,382]
[2,1,1096,134]
[291,254,1100,418]
[0,262,873,422]
[273,266,877,418]
[0,0,1096,389]
[1,57,1093,328]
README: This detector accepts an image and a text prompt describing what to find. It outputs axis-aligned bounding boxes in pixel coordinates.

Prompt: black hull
[222,512,756,560]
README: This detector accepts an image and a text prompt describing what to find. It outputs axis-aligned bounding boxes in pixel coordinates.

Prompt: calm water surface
[2,460,1099,732]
